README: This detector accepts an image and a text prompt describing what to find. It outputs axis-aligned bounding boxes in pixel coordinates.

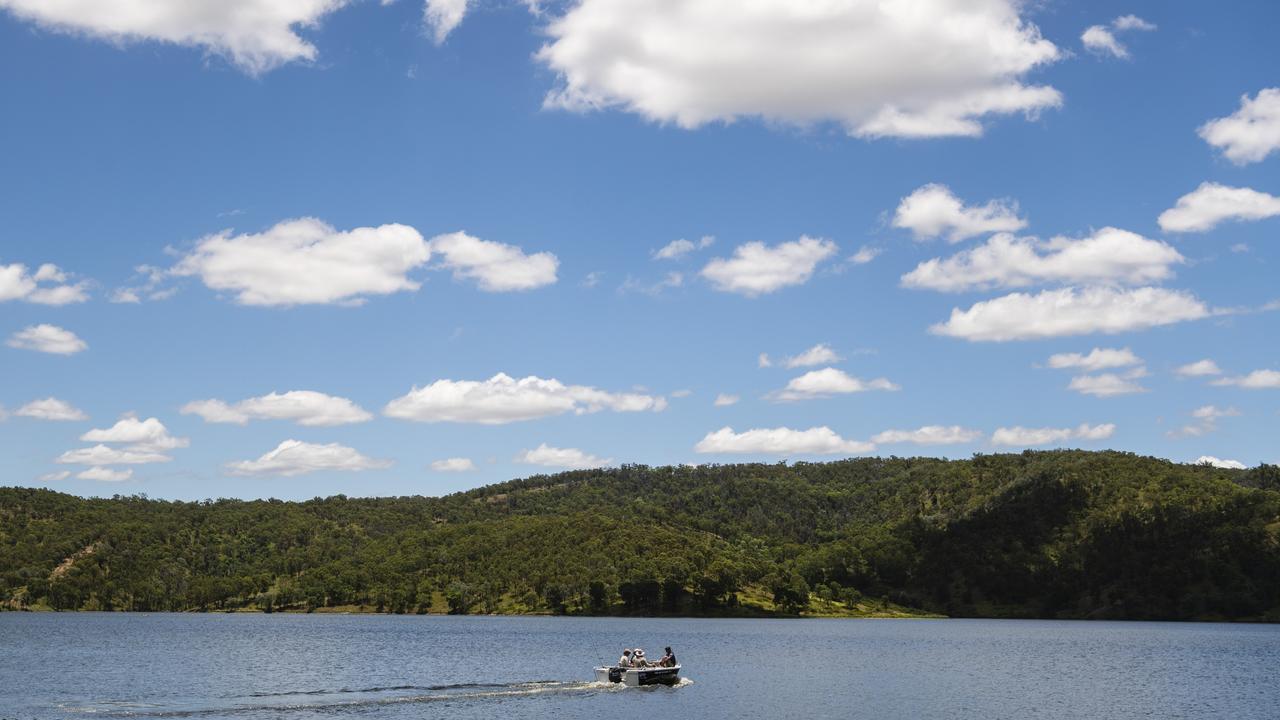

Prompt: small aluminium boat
[594,664,681,687]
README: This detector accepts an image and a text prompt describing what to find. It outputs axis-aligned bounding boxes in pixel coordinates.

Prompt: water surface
[2,613,1277,719]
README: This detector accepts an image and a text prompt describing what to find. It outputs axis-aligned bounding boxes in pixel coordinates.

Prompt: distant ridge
[3,450,1278,621]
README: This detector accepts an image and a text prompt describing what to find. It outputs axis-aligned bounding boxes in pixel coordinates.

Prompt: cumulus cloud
[901,229,1183,292]
[0,0,354,74]
[181,391,372,427]
[384,373,666,424]
[77,467,133,482]
[931,286,1210,342]
[1067,371,1147,397]
[757,353,772,368]
[1169,405,1239,438]
[778,344,842,368]
[516,443,612,470]
[171,218,430,306]
[701,236,837,296]
[1198,88,1280,165]
[654,236,714,261]
[1081,16,1154,60]
[56,445,172,466]
[871,426,983,445]
[1194,455,1247,470]
[990,423,1115,446]
[228,439,391,476]
[81,416,189,452]
[538,0,1061,139]
[110,265,174,304]
[37,470,71,482]
[0,261,89,305]
[1175,359,1222,377]
[424,0,468,43]
[694,426,874,455]
[1157,183,1280,233]
[618,271,684,296]
[892,184,1026,243]
[428,231,558,292]
[713,393,739,407]
[6,324,87,355]
[771,367,899,401]
[431,457,476,472]
[15,398,88,421]
[1046,347,1142,372]
[848,246,881,265]
[1212,370,1280,389]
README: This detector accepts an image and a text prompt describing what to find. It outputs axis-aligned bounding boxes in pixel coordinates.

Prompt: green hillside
[3,450,1279,620]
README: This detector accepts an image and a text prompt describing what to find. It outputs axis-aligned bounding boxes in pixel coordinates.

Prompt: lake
[2,613,1277,719]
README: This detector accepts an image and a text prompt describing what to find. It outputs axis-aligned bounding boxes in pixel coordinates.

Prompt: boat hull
[594,665,681,687]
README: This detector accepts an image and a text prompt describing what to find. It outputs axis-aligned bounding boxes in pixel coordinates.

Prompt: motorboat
[594,664,681,687]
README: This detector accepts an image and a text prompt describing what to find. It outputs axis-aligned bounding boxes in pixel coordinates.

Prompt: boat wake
[62,677,687,718]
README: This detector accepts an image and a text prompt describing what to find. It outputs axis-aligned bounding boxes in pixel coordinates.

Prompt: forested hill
[3,450,1280,621]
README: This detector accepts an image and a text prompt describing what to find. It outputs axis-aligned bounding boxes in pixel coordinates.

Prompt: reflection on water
[3,613,1277,720]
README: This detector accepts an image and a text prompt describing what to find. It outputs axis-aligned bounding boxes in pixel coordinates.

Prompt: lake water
[2,613,1278,719]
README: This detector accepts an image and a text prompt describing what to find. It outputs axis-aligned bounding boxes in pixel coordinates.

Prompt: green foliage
[2,450,1278,620]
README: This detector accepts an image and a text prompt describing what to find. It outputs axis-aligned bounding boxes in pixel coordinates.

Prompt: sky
[1,0,1278,501]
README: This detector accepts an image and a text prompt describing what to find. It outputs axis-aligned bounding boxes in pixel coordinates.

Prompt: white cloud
[428,231,558,292]
[77,467,134,482]
[1081,26,1125,59]
[37,470,71,482]
[713,393,739,407]
[6,324,87,355]
[424,0,469,44]
[654,236,714,260]
[538,0,1061,139]
[1212,370,1280,389]
[1175,359,1222,377]
[991,423,1115,446]
[171,218,430,306]
[1112,15,1156,32]
[669,389,692,398]
[1198,88,1280,165]
[1194,455,1246,470]
[81,416,189,452]
[56,445,172,466]
[1157,183,1280,233]
[695,426,874,455]
[431,457,476,472]
[1081,15,1155,59]
[181,390,372,427]
[516,443,612,470]
[1047,347,1142,372]
[872,426,983,445]
[228,439,391,477]
[892,184,1026,243]
[901,228,1183,292]
[111,265,173,304]
[0,262,88,305]
[384,372,666,424]
[1170,405,1240,438]
[781,343,842,368]
[618,271,684,296]
[15,398,88,421]
[931,286,1210,342]
[1067,372,1147,397]
[757,353,772,368]
[772,367,899,401]
[701,236,837,296]
[0,0,353,75]
[848,246,881,265]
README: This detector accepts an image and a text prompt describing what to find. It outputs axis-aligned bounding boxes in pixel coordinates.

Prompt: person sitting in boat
[618,649,633,667]
[657,647,677,667]
[631,649,649,667]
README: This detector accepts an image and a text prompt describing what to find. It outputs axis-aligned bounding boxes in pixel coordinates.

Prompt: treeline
[2,451,1279,620]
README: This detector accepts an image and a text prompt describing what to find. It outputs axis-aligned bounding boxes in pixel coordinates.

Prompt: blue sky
[1,0,1278,500]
